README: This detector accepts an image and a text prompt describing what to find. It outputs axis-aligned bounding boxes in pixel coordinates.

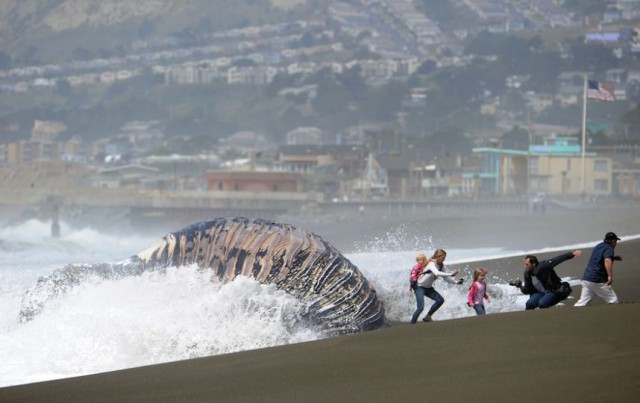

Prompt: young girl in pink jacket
[409,253,429,292]
[468,268,491,315]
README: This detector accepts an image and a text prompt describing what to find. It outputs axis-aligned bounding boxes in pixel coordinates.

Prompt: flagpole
[581,74,587,195]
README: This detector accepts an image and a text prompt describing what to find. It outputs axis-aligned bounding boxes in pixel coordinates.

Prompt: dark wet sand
[2,214,639,403]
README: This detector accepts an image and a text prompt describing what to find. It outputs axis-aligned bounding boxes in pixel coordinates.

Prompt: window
[529,157,538,174]
[234,183,240,191]
[272,184,278,192]
[217,182,223,190]
[594,160,608,171]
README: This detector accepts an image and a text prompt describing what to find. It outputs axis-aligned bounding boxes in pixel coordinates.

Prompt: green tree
[233,58,258,67]
[361,81,407,122]
[501,125,529,150]
[465,32,511,56]
[566,40,618,73]
[588,130,612,146]
[564,0,609,16]
[353,45,379,60]
[430,64,486,105]
[145,145,172,156]
[627,80,640,102]
[97,48,114,59]
[313,78,351,116]
[199,17,214,31]
[417,0,454,24]
[427,126,472,156]
[110,97,163,122]
[64,103,119,141]
[53,79,73,98]
[264,72,301,99]
[416,59,437,75]
[337,65,367,102]
[501,91,528,117]
[71,46,96,61]
[104,81,130,101]
[465,33,542,76]
[295,32,316,48]
[616,105,640,145]
[279,106,305,132]
[103,70,163,101]
[129,68,164,92]
[21,46,40,65]
[137,19,156,39]
[527,50,563,92]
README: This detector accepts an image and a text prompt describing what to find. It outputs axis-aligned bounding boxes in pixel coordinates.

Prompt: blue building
[467,136,612,198]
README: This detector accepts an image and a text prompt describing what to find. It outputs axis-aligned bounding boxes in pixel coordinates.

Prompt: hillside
[0,0,311,64]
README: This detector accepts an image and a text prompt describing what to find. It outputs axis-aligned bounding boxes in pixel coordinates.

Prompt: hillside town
[1,0,640,229]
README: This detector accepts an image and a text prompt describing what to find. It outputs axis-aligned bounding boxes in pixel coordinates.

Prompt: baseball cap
[604,232,621,241]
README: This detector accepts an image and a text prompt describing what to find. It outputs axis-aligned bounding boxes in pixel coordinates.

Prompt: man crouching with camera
[509,250,582,310]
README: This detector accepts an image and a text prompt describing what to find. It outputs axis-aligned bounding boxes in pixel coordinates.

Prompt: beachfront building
[468,136,614,198]
[347,153,389,200]
[92,164,161,189]
[204,171,300,193]
[589,145,640,199]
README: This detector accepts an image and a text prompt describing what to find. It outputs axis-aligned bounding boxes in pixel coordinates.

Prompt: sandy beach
[1,209,639,402]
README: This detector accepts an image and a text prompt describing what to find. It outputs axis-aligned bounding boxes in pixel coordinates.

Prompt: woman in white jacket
[410,248,463,323]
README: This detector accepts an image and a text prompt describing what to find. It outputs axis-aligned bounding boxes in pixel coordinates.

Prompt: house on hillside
[285,127,324,145]
[275,144,361,177]
[31,120,67,142]
[220,131,270,152]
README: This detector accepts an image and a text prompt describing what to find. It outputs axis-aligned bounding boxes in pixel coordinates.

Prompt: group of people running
[409,231,623,323]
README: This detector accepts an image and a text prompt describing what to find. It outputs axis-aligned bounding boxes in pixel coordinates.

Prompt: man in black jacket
[512,250,582,309]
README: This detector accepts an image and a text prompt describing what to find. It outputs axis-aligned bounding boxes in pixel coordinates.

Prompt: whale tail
[19,258,145,322]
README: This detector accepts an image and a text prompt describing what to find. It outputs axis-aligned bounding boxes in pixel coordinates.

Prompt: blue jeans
[473,303,486,315]
[525,292,559,310]
[411,287,445,324]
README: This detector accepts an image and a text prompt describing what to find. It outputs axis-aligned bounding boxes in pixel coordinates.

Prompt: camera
[508,279,522,287]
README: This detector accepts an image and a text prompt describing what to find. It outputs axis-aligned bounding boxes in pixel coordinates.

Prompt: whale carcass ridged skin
[20,217,388,336]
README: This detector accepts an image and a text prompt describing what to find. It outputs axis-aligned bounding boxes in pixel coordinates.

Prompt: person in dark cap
[574,232,622,306]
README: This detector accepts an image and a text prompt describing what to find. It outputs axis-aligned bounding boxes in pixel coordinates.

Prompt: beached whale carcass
[19,217,387,336]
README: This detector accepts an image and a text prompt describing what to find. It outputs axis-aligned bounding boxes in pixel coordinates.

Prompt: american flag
[587,79,615,102]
